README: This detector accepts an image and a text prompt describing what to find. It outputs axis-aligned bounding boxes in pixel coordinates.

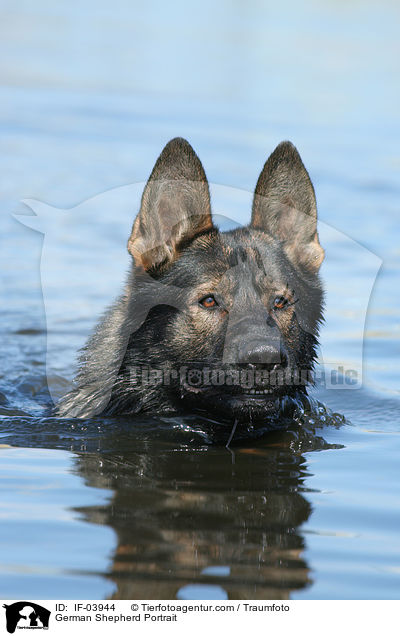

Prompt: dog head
[127,138,324,423]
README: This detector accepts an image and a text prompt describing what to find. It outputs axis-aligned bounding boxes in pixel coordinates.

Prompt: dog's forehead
[187,228,291,287]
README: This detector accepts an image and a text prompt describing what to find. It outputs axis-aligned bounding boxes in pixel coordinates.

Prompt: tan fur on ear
[285,233,325,273]
[128,138,213,270]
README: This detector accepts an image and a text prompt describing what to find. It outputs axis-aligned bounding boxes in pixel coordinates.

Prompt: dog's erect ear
[251,141,324,272]
[128,137,213,270]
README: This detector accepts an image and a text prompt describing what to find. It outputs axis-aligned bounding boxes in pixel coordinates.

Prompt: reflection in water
[0,382,345,599]
[68,414,342,600]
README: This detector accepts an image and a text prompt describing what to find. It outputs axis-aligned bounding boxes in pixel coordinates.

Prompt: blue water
[0,0,399,600]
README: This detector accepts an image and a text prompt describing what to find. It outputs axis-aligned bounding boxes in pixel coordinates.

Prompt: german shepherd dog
[57,138,324,432]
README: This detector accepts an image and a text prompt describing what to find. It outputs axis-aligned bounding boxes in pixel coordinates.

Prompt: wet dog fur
[56,138,324,429]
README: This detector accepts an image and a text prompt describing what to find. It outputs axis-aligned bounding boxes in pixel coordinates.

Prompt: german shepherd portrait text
[57,138,324,431]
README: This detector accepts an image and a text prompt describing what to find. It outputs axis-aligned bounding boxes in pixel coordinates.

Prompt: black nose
[238,341,287,368]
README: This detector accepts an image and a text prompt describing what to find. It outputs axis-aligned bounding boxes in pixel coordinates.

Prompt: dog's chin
[214,395,283,423]
[181,383,302,424]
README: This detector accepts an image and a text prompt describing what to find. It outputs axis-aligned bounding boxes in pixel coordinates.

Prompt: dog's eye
[199,295,218,309]
[273,296,289,310]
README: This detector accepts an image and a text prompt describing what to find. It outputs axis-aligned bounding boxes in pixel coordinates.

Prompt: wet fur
[56,138,324,426]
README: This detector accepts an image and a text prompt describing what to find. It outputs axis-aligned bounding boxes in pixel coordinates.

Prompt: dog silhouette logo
[3,602,50,633]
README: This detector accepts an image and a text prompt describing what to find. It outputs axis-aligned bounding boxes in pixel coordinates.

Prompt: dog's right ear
[128,138,213,270]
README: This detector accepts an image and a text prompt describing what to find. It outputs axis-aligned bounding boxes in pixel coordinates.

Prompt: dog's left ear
[251,141,324,272]
[128,137,213,270]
